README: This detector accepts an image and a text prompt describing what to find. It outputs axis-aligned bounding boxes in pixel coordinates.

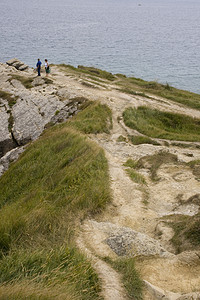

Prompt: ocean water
[0,0,200,93]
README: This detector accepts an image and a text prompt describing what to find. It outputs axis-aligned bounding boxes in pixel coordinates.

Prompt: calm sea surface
[0,0,200,93]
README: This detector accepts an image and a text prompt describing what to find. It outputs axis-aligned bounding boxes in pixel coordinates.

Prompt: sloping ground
[49,65,200,299]
[0,62,200,299]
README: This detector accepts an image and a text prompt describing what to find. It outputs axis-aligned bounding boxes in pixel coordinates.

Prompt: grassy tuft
[117,135,127,142]
[125,169,146,185]
[129,135,160,145]
[123,159,138,169]
[123,106,200,142]
[106,257,143,300]
[164,213,200,254]
[0,90,18,107]
[58,64,116,81]
[136,151,178,181]
[67,102,112,134]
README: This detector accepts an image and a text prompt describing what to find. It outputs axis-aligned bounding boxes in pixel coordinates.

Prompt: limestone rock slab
[0,105,16,157]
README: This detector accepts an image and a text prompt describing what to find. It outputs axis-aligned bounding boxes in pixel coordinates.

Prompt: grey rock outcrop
[11,92,65,145]
[144,280,200,300]
[0,146,25,177]
[0,61,90,176]
[6,58,29,71]
[0,105,17,157]
[50,97,88,125]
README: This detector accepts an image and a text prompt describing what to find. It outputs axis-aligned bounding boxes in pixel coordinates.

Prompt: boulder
[6,58,29,71]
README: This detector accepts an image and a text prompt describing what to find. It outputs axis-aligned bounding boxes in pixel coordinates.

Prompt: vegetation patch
[77,65,116,81]
[163,214,200,254]
[106,257,143,300]
[129,135,160,146]
[125,169,146,185]
[123,106,200,142]
[67,101,112,134]
[116,76,200,110]
[0,112,112,297]
[0,247,101,300]
[58,64,116,81]
[117,135,127,142]
[124,159,146,185]
[0,90,18,107]
[135,151,178,181]
[123,158,138,169]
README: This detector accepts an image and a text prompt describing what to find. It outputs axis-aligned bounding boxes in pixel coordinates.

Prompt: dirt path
[52,67,200,299]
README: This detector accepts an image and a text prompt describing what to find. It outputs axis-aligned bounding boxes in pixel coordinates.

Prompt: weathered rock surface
[80,220,172,258]
[0,62,90,176]
[6,58,29,71]
[0,105,17,157]
[0,146,25,176]
[144,280,200,300]
[11,92,65,145]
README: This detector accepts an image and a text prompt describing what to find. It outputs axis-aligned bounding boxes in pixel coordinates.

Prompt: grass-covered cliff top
[0,102,112,299]
[57,64,200,110]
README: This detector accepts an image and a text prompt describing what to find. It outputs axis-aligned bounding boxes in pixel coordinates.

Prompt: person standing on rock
[36,58,42,76]
[44,59,50,76]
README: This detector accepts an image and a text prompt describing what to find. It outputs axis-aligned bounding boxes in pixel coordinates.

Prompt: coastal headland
[0,59,200,299]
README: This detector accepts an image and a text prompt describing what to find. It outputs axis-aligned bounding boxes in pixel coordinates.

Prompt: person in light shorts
[45,59,50,76]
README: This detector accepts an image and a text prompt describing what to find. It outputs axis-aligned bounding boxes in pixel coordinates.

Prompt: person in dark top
[36,59,42,76]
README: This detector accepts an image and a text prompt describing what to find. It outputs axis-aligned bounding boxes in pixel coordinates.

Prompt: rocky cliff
[0,60,88,175]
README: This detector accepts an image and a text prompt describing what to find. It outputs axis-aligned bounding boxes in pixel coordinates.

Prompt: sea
[0,0,200,94]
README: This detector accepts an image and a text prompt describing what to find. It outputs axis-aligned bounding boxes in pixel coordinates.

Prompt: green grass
[116,76,200,110]
[0,247,101,300]
[125,169,146,185]
[123,159,138,169]
[106,257,143,300]
[67,101,112,134]
[123,106,200,142]
[0,90,18,107]
[117,135,127,142]
[129,135,160,145]
[124,158,146,185]
[0,103,113,298]
[58,64,116,81]
[164,213,200,254]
